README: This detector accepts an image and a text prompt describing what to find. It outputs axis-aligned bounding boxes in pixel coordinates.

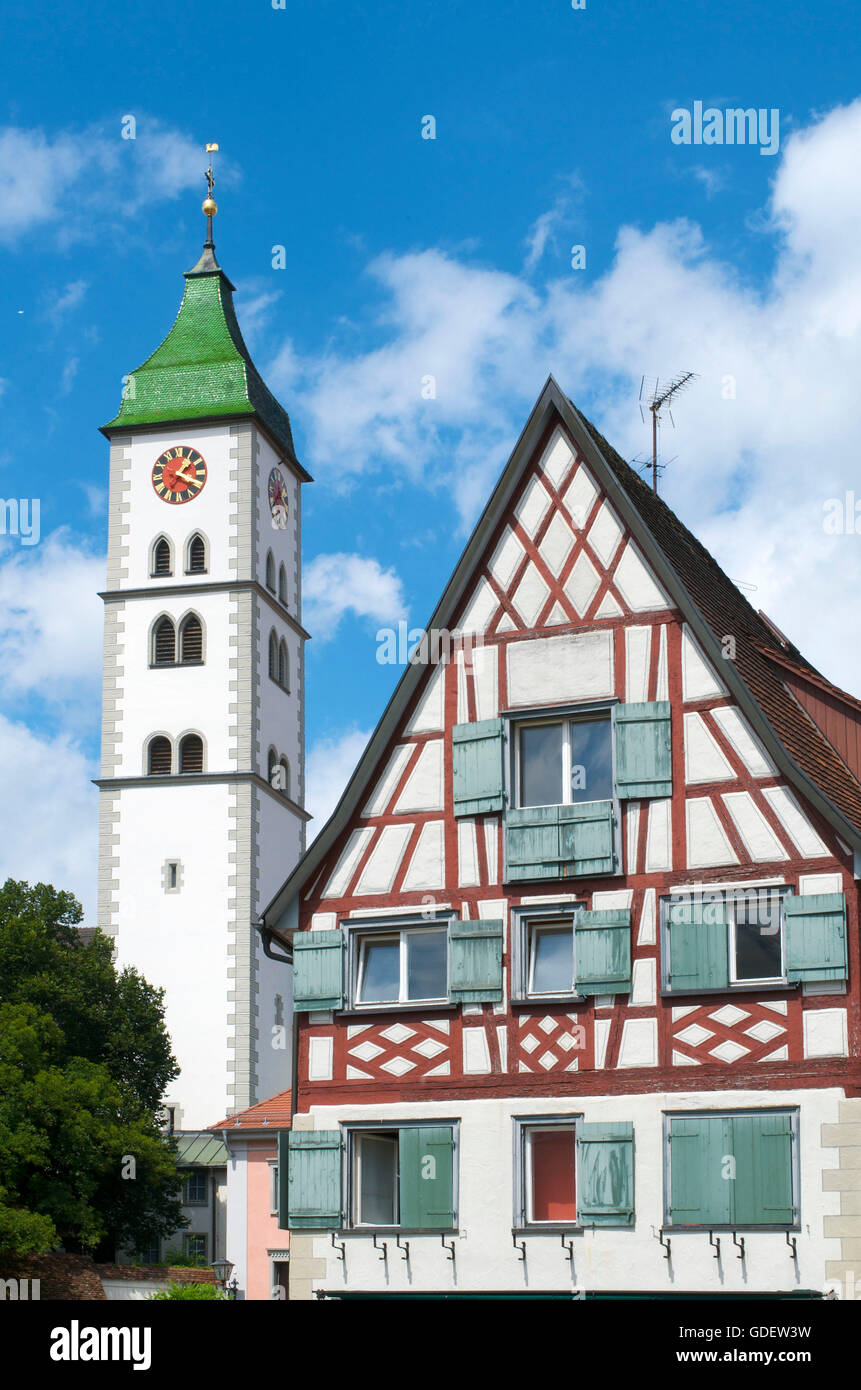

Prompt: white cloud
[271,98,861,693]
[0,711,98,918]
[45,278,89,326]
[304,552,406,641]
[306,727,373,834]
[0,119,218,245]
[0,532,104,705]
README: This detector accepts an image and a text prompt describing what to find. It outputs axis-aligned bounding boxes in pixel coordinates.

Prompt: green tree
[0,880,186,1256]
[149,1280,227,1300]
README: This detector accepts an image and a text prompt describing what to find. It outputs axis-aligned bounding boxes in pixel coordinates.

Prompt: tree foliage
[0,880,185,1256]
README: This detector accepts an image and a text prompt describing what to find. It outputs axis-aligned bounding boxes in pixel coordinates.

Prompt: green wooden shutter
[575,909,631,995]
[285,1130,342,1230]
[452,718,505,816]
[730,1114,795,1226]
[506,801,616,881]
[666,896,729,991]
[276,1130,289,1230]
[560,801,616,875]
[613,701,672,799]
[448,918,504,1003]
[293,929,345,1011]
[667,1116,732,1227]
[507,806,566,881]
[399,1127,456,1230]
[576,1122,634,1226]
[784,892,847,983]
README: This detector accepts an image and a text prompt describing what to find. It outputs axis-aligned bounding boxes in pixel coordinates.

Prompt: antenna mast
[638,371,697,493]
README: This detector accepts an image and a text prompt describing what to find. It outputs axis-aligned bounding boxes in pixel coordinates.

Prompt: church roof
[261,376,861,936]
[102,240,308,476]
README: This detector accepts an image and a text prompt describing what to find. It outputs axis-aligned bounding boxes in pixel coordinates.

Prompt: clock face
[152,446,207,504]
[268,467,289,530]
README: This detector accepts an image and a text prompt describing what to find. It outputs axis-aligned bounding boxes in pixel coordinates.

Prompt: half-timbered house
[264,377,861,1300]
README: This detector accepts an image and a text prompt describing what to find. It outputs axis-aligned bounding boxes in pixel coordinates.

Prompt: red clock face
[152,446,207,503]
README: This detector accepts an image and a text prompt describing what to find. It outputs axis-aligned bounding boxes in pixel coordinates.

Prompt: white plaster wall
[255,431,301,622]
[304,1087,843,1296]
[124,426,236,585]
[255,789,303,1101]
[113,783,233,1128]
[116,590,235,774]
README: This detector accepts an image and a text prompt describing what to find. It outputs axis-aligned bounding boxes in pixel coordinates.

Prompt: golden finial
[202,144,219,224]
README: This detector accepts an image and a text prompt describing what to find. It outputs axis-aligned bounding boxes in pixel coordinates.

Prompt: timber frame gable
[264,377,861,940]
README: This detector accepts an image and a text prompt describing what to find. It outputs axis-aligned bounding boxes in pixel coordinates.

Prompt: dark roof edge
[262,378,861,928]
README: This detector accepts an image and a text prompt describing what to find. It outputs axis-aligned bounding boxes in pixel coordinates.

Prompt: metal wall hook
[709,1230,721,1260]
[512,1231,527,1262]
[373,1234,388,1261]
[560,1232,575,1264]
[732,1232,745,1261]
[441,1234,456,1262]
[330,1232,346,1263]
[786,1232,797,1259]
[652,1227,671,1261]
[396,1235,410,1262]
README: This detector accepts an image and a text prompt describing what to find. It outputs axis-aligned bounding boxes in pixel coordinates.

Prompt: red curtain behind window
[531,1129,576,1221]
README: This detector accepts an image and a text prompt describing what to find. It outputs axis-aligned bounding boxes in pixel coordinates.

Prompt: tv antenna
[639,371,698,493]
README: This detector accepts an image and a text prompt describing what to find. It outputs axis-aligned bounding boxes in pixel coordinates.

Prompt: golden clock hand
[175,466,198,485]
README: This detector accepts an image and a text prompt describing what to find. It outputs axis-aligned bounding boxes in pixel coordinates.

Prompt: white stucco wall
[303,1087,843,1296]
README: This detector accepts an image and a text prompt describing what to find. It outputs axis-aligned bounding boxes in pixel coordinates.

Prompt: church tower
[97,175,309,1127]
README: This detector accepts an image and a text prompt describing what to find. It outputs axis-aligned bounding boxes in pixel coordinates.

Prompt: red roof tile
[208,1087,292,1131]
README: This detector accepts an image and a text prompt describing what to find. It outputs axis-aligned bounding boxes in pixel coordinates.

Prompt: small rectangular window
[663,887,788,993]
[516,715,612,809]
[529,919,575,995]
[183,1232,207,1261]
[269,1162,278,1215]
[729,890,783,983]
[528,1126,577,1222]
[347,1125,457,1231]
[184,1171,208,1205]
[355,1132,399,1226]
[355,927,447,1006]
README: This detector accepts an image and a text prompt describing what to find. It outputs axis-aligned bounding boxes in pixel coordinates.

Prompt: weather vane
[202,142,219,243]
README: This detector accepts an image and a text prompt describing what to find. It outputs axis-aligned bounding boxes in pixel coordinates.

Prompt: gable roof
[101,240,309,478]
[262,377,861,933]
[208,1087,293,1131]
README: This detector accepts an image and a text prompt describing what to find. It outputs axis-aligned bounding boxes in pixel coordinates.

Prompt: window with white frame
[347,1124,457,1231]
[728,889,784,984]
[662,886,789,994]
[515,712,613,808]
[353,924,448,1007]
[515,1118,579,1226]
[511,903,583,1001]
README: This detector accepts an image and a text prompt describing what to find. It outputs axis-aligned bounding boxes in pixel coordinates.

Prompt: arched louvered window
[265,550,276,592]
[153,617,176,665]
[268,747,278,784]
[153,538,172,577]
[278,563,287,606]
[148,736,172,775]
[279,757,290,798]
[268,630,278,681]
[179,734,204,774]
[180,614,203,663]
[279,640,290,692]
[187,533,207,574]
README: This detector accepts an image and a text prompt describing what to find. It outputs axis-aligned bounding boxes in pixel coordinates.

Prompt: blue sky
[3,0,861,915]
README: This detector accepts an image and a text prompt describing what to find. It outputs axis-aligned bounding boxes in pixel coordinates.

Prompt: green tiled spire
[103,241,298,462]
